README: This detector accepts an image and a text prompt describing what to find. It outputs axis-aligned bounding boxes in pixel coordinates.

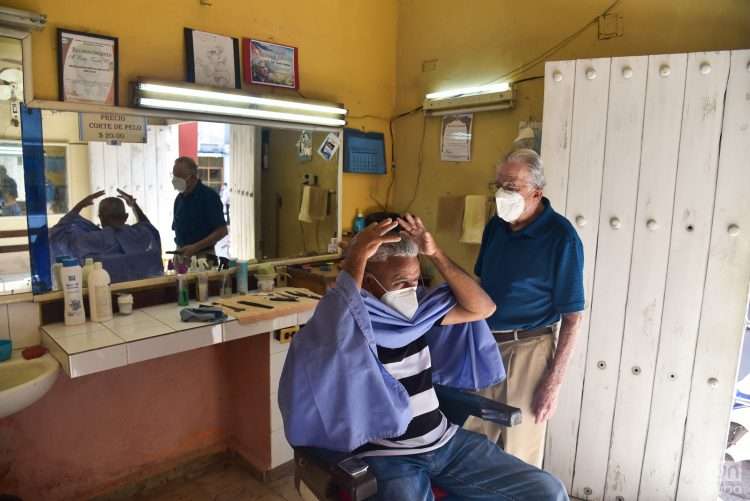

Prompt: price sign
[79,112,147,143]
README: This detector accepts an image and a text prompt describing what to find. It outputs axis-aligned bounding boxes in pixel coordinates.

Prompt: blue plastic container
[0,339,11,362]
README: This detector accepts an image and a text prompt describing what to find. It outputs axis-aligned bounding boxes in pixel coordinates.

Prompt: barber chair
[293,385,522,501]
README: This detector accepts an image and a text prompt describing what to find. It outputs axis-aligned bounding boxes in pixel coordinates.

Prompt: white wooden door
[541,49,750,500]
[88,125,178,254]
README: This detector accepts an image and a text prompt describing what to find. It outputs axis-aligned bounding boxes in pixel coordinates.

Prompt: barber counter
[30,288,318,495]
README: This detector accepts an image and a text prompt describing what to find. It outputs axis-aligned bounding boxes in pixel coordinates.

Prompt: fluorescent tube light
[425,82,510,101]
[137,83,347,116]
[0,146,22,155]
[424,103,514,116]
[138,98,347,127]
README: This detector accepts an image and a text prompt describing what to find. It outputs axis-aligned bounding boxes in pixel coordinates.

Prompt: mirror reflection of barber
[171,156,228,258]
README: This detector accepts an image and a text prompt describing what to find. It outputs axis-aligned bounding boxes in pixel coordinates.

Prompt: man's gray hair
[502,148,546,189]
[368,234,419,262]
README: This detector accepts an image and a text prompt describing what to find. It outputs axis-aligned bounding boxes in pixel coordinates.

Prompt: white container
[197,272,209,302]
[82,257,94,287]
[255,273,276,292]
[51,262,63,291]
[117,294,134,315]
[88,262,113,322]
[61,258,85,326]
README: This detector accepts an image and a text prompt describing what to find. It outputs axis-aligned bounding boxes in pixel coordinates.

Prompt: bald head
[98,197,127,228]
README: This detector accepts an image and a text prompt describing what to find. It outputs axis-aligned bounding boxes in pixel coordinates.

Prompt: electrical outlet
[422,59,438,72]
[598,13,623,40]
[275,325,300,344]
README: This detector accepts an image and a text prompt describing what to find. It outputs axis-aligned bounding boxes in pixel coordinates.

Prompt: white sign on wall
[79,112,147,143]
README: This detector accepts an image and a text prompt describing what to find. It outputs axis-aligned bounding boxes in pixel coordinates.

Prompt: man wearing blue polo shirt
[466,149,584,468]
[171,156,228,258]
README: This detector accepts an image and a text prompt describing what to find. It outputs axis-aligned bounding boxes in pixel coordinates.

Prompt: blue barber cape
[278,271,505,452]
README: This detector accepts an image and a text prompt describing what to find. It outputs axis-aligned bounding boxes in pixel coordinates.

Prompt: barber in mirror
[171,156,228,258]
[465,149,585,468]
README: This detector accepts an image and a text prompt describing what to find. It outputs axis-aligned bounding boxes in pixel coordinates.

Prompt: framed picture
[243,38,299,89]
[184,28,241,89]
[57,29,118,105]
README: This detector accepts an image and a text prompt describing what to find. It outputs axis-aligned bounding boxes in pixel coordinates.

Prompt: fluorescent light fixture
[425,82,510,101]
[138,83,347,116]
[135,81,347,127]
[0,146,22,155]
[424,103,514,116]
[138,98,347,127]
[0,6,46,31]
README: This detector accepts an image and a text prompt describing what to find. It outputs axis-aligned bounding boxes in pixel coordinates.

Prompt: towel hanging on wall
[459,194,489,244]
[298,185,328,223]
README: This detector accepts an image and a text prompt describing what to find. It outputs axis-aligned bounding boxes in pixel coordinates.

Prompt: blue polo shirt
[172,180,226,247]
[475,197,584,331]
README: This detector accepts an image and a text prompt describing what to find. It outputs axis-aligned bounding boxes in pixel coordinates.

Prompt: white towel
[298,185,328,223]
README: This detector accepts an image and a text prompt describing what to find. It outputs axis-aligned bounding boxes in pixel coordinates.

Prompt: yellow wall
[393,0,750,272]
[3,0,397,231]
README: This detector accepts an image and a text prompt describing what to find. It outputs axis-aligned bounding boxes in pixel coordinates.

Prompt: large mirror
[0,34,30,294]
[19,108,341,292]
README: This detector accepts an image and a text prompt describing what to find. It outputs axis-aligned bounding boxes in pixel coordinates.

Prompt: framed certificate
[57,29,118,105]
[185,28,241,89]
[243,38,299,89]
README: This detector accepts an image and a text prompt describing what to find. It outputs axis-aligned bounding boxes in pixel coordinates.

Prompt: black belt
[492,325,555,344]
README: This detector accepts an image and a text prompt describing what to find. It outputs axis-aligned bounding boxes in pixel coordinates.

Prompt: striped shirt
[356,335,457,457]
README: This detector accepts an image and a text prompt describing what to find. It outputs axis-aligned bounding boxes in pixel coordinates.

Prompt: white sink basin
[0,352,59,418]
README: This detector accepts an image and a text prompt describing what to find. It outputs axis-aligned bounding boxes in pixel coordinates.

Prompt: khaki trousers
[465,332,555,468]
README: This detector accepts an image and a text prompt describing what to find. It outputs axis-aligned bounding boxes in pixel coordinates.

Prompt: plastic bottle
[61,257,85,326]
[327,232,338,253]
[51,262,63,291]
[353,210,366,233]
[236,260,249,294]
[197,272,209,302]
[88,262,113,322]
[53,256,69,291]
[177,274,189,306]
[82,257,95,288]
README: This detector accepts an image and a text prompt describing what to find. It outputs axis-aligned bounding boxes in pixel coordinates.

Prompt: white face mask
[495,188,525,222]
[369,275,419,320]
[172,176,188,193]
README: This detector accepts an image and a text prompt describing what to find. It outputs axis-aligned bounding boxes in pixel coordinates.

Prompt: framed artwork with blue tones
[243,39,299,90]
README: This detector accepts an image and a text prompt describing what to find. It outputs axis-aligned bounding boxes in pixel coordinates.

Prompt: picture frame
[57,29,118,105]
[184,28,241,89]
[243,38,299,89]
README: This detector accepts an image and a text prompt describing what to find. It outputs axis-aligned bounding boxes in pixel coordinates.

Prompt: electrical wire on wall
[481,0,622,85]
[348,106,422,211]
[391,0,622,214]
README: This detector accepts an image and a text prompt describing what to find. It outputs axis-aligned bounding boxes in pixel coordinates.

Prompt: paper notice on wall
[440,113,473,162]
[317,132,340,161]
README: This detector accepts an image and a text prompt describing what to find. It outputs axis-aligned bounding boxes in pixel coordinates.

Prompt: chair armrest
[294,447,377,501]
[435,384,522,427]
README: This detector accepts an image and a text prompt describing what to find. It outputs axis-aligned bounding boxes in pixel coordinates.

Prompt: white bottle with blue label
[61,257,85,326]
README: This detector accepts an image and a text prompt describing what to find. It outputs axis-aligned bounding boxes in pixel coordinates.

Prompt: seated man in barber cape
[279,215,567,501]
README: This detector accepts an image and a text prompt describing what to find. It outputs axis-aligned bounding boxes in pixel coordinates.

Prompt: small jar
[117,294,134,315]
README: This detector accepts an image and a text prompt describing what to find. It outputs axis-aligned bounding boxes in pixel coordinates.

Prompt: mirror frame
[21,102,343,295]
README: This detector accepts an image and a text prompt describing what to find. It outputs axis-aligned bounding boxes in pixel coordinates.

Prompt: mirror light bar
[135,81,347,127]
[137,83,347,116]
[425,82,510,101]
[138,98,347,127]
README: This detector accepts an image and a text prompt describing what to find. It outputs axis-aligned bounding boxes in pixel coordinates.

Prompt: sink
[0,352,59,419]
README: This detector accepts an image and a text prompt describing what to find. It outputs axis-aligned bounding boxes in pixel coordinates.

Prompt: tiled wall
[0,301,41,349]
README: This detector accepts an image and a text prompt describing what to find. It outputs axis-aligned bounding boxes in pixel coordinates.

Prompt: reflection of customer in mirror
[0,165,20,216]
[171,156,228,258]
[49,190,163,282]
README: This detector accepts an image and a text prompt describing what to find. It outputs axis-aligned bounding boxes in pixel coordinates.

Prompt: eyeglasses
[495,181,533,193]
